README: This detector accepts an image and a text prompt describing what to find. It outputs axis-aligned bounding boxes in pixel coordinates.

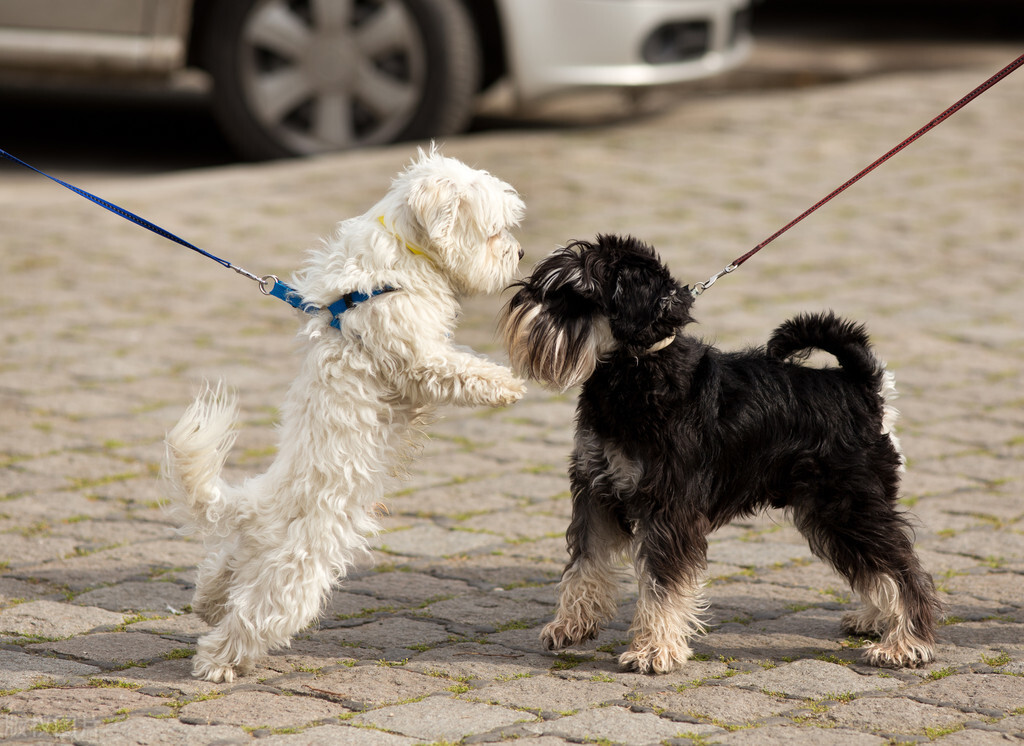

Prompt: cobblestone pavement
[1,58,1023,744]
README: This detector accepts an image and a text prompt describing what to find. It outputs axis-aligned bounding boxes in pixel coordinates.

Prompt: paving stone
[714,724,887,744]
[819,695,971,735]
[485,623,569,656]
[73,581,194,613]
[0,600,125,639]
[340,572,475,605]
[127,613,211,636]
[745,607,850,638]
[694,627,845,665]
[725,658,904,700]
[352,696,533,741]
[107,658,221,696]
[0,577,55,606]
[27,632,190,666]
[526,705,718,744]
[423,593,552,629]
[371,523,501,557]
[406,641,553,682]
[0,650,101,689]
[709,581,838,623]
[648,685,796,724]
[317,616,451,650]
[908,673,1024,715]
[0,686,163,723]
[411,552,564,589]
[474,673,626,712]
[939,573,1024,606]
[0,534,82,567]
[938,621,1023,650]
[992,714,1024,734]
[258,724,421,745]
[460,510,569,542]
[279,664,454,708]
[178,689,346,728]
[933,730,1024,746]
[55,717,249,746]
[707,539,816,569]
[17,540,206,591]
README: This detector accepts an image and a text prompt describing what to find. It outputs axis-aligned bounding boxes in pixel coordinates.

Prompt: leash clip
[689,264,737,298]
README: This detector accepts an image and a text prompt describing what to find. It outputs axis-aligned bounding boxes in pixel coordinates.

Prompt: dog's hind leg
[192,541,337,683]
[794,487,939,668]
[619,516,710,674]
[191,547,234,626]
[845,563,938,668]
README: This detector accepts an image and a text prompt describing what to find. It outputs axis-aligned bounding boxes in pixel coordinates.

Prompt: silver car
[0,0,752,159]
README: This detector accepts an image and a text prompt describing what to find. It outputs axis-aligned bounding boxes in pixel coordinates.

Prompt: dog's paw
[191,653,236,684]
[862,638,935,669]
[191,649,256,683]
[540,617,600,651]
[618,639,691,674]
[491,375,527,407]
[470,368,526,408]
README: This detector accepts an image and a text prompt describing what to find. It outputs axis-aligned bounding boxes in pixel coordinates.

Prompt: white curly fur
[163,148,526,682]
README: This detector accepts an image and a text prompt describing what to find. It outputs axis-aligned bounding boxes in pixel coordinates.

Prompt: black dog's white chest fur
[501,234,939,674]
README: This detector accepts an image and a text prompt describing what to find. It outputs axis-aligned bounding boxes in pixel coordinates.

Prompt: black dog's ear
[608,265,690,341]
[608,266,661,342]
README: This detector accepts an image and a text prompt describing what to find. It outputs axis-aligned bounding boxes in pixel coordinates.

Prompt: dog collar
[378,215,428,257]
[644,334,676,354]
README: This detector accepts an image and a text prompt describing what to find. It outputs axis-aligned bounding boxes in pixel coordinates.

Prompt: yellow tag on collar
[378,215,427,256]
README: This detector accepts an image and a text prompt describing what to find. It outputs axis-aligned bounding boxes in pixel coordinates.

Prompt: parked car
[0,0,752,160]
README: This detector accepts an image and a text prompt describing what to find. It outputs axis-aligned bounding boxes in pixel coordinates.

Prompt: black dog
[501,234,939,673]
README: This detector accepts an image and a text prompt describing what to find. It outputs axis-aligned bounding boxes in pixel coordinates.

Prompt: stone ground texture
[1,57,1023,744]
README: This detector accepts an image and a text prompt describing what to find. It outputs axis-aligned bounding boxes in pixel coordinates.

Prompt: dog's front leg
[402,347,526,408]
[620,516,710,674]
[542,451,631,650]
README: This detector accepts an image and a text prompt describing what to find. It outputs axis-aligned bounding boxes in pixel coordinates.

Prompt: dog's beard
[501,301,613,391]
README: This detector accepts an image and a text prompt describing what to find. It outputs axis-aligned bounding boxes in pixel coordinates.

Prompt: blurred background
[1,0,1021,175]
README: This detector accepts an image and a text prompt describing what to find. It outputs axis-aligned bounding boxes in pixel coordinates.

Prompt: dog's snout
[517,245,525,261]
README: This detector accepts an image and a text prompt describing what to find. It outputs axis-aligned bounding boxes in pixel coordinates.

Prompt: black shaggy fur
[501,234,940,673]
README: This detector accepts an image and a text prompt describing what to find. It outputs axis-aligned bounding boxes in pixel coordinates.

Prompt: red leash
[690,52,1024,297]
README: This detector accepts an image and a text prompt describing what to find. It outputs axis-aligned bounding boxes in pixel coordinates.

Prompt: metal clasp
[689,264,737,298]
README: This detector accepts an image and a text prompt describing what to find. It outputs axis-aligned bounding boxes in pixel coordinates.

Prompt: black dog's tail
[767,312,882,382]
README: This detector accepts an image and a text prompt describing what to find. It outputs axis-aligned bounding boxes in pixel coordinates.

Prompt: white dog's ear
[408,174,464,247]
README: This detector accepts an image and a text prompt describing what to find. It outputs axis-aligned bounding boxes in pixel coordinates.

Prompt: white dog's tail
[163,382,239,535]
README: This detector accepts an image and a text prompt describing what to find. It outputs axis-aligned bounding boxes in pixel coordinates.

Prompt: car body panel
[0,0,189,74]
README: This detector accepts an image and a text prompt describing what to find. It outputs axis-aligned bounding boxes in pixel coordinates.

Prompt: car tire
[202,0,481,159]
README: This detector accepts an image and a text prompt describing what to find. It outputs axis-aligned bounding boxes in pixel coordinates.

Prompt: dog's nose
[517,246,525,260]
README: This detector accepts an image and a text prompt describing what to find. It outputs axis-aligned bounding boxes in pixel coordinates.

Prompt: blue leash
[0,148,392,329]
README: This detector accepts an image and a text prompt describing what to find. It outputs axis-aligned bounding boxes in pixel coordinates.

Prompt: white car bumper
[497,0,752,102]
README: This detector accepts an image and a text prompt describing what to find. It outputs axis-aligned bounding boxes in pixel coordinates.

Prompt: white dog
[164,148,527,683]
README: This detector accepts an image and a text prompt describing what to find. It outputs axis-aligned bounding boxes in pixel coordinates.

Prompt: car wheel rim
[239,0,427,153]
